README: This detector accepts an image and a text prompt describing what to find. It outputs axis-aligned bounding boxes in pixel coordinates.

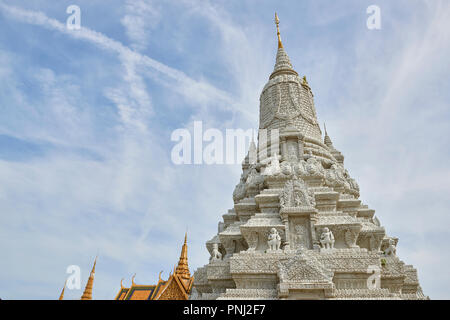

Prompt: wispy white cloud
[0,2,246,119]
[121,0,161,52]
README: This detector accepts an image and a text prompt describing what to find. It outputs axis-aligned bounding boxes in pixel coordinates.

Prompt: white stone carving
[267,228,281,251]
[210,243,222,262]
[280,161,293,176]
[263,153,281,176]
[192,26,428,300]
[279,177,315,208]
[287,144,298,161]
[305,156,324,177]
[293,224,308,249]
[320,228,335,249]
[344,229,359,248]
[384,239,397,257]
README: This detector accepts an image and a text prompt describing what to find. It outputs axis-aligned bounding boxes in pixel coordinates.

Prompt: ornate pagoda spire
[324,123,333,148]
[323,123,345,164]
[175,233,190,280]
[58,280,66,300]
[270,13,298,80]
[81,256,97,300]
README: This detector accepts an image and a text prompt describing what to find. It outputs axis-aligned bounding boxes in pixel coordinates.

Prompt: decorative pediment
[278,254,333,284]
[279,177,315,209]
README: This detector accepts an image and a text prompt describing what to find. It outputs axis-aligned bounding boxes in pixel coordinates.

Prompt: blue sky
[0,0,449,299]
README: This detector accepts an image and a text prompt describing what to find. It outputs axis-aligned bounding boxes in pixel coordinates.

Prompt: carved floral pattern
[279,177,315,208]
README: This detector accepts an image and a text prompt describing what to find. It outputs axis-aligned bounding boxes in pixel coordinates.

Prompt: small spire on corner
[302,76,309,86]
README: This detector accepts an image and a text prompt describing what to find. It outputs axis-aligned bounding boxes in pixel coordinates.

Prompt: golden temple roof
[114,235,193,300]
[81,256,97,300]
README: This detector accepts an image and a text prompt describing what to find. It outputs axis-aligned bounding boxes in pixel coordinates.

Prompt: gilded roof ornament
[81,256,97,300]
[275,12,283,48]
[58,280,66,300]
[302,75,309,86]
[175,232,191,279]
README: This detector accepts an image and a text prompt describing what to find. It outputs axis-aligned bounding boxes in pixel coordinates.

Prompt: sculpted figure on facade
[293,160,307,177]
[280,161,293,176]
[267,228,281,251]
[326,163,354,191]
[210,243,223,262]
[287,144,298,161]
[343,169,360,195]
[384,239,397,257]
[325,165,339,187]
[338,166,352,191]
[305,156,325,177]
[320,227,335,249]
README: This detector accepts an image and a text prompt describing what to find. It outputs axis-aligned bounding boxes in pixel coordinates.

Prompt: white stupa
[192,14,427,300]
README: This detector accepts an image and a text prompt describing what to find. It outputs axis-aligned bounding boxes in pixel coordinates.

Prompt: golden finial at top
[80,256,97,300]
[275,12,283,48]
[302,75,309,86]
[59,279,67,300]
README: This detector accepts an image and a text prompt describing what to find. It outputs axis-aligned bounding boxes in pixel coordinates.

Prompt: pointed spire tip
[274,12,283,48]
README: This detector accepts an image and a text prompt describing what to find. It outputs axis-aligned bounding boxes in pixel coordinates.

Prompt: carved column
[310,214,320,249]
[281,137,287,161]
[281,216,290,250]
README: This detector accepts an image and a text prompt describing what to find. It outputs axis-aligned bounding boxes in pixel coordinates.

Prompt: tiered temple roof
[114,234,194,300]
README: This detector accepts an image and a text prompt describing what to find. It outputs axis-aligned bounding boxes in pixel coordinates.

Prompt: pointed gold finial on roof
[302,76,309,86]
[275,12,283,48]
[158,271,163,281]
[81,256,97,300]
[175,232,190,280]
[131,273,136,286]
[59,279,67,300]
[120,278,124,289]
